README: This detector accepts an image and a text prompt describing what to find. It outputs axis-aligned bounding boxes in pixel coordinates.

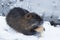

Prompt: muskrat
[6,7,45,35]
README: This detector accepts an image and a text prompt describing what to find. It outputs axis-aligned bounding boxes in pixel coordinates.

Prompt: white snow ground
[0,16,60,40]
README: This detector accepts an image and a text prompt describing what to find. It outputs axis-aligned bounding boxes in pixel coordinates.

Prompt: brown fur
[6,7,44,35]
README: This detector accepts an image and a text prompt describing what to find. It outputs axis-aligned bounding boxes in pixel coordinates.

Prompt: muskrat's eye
[27,14,31,18]
[25,14,33,19]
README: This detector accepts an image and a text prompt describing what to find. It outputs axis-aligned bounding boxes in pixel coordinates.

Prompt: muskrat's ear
[24,13,34,19]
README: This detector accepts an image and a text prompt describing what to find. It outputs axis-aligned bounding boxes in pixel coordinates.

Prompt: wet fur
[6,7,43,35]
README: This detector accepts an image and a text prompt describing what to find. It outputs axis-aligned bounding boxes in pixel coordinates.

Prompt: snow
[0,16,60,40]
[39,22,60,40]
[0,0,60,40]
[11,0,60,16]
